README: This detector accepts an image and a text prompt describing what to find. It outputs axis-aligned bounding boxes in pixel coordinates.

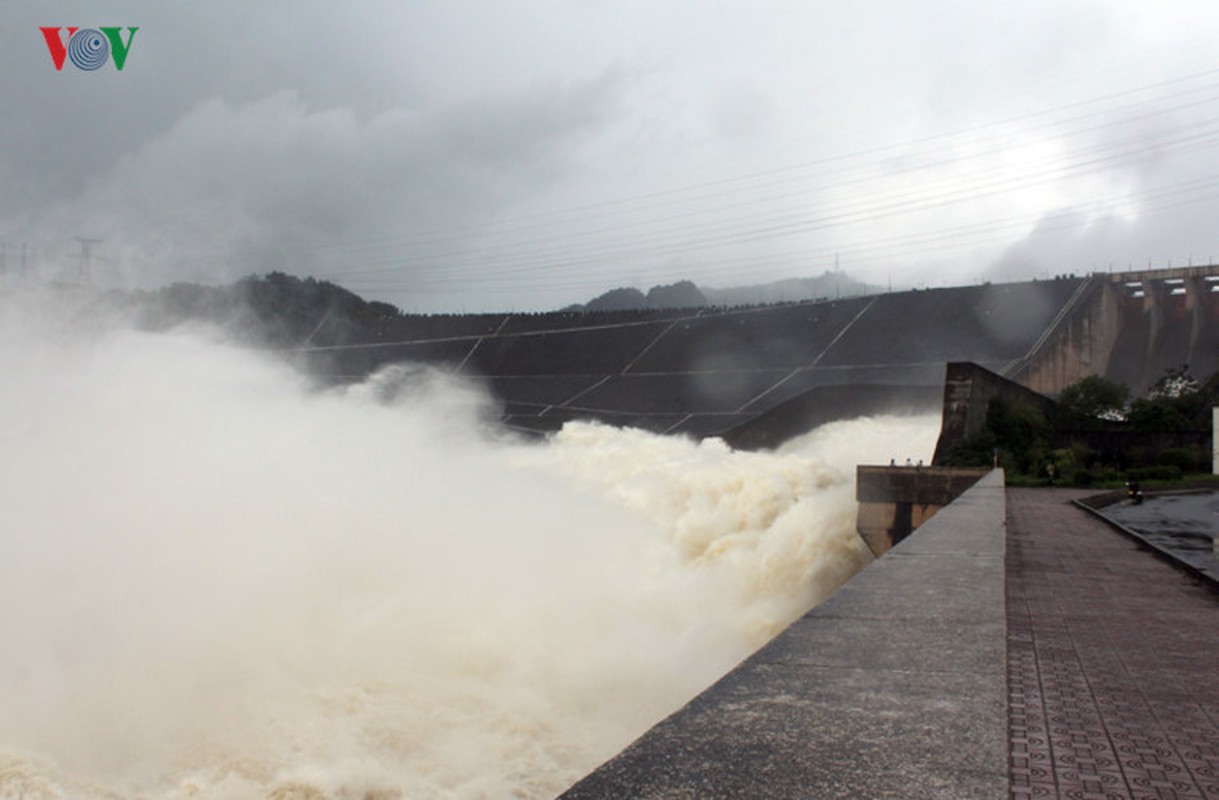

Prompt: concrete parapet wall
[856,465,989,555]
[856,464,992,504]
[560,469,1008,799]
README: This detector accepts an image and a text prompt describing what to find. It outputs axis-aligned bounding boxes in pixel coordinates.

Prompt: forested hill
[89,272,403,348]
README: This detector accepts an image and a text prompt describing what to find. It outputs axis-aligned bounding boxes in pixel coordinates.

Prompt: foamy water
[0,301,939,799]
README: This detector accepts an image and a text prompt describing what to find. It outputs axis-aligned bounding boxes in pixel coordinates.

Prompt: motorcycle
[1126,480,1143,505]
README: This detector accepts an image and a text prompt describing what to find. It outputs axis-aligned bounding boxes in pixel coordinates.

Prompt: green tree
[1057,375,1129,420]
[1128,365,1204,432]
[1127,397,1193,432]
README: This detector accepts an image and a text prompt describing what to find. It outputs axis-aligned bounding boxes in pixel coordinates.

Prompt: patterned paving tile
[1007,489,1219,799]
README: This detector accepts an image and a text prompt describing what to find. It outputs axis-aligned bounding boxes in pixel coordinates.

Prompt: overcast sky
[4,2,1219,312]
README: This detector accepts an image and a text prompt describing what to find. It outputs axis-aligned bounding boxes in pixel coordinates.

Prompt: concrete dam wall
[1011,265,1219,397]
[303,279,1082,439]
[302,266,1219,442]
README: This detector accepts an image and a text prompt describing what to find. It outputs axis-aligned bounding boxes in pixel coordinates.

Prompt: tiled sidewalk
[1007,488,1219,799]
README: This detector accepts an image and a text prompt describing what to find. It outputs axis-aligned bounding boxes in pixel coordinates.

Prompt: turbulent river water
[0,309,940,799]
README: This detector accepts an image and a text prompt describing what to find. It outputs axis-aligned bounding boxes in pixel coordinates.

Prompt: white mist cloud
[0,296,940,798]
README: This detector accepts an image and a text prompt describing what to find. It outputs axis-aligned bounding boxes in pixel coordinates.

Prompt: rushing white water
[0,302,940,799]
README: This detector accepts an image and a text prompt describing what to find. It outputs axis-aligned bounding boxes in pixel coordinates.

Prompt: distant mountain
[566,272,878,311]
[572,280,708,311]
[584,286,648,311]
[646,280,708,308]
[702,271,879,306]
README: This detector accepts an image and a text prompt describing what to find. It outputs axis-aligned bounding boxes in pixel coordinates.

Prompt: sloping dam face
[304,276,1118,442]
[298,266,1219,444]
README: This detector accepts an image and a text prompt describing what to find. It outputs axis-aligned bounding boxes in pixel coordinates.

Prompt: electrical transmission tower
[74,237,102,284]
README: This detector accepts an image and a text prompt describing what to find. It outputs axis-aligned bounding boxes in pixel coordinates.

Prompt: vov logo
[40,27,139,71]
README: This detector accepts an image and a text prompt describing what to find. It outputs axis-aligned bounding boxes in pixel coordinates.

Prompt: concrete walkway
[1006,488,1219,799]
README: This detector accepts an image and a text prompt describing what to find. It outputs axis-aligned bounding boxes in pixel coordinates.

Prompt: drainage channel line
[456,337,483,373]
[621,318,681,374]
[807,295,878,369]
[663,414,694,435]
[556,375,613,409]
[733,295,879,414]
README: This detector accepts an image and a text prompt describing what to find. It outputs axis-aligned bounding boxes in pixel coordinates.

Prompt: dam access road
[560,478,1219,799]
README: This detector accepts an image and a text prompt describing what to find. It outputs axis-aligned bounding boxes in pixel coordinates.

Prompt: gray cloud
[5,1,1219,310]
[5,70,621,295]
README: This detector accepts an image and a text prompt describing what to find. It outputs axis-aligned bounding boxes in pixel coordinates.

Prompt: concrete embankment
[560,469,1007,799]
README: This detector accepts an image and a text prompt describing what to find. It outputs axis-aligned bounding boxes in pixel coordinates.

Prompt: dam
[295,265,1219,443]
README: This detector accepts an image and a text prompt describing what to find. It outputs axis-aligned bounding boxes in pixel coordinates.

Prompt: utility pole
[74,237,102,284]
